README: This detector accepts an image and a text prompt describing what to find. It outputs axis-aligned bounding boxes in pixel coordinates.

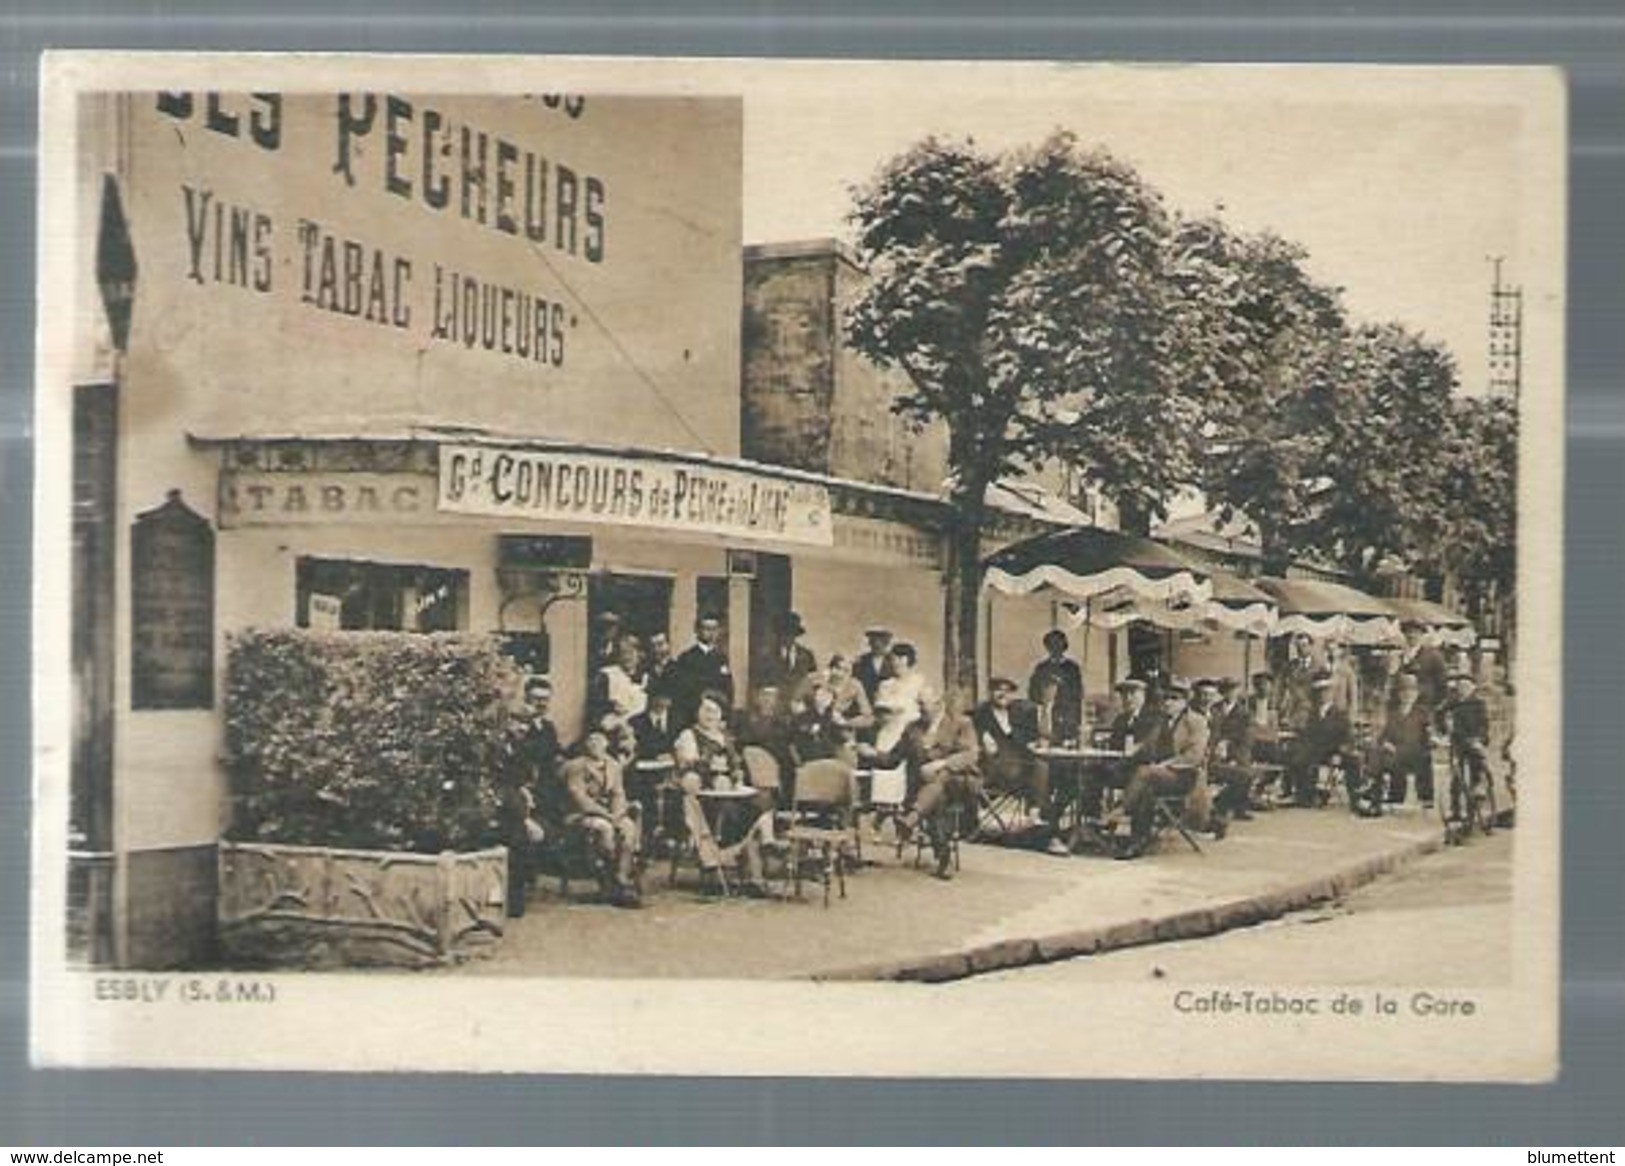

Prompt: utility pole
[1487,255,1522,401]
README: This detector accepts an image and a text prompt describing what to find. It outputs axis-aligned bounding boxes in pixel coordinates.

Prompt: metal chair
[741,745,784,805]
[784,759,859,907]
[1149,763,1205,854]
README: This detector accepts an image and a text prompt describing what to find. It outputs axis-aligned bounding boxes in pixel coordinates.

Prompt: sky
[734,63,1533,399]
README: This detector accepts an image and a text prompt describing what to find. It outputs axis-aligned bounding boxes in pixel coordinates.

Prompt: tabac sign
[438,443,834,548]
[114,91,743,452]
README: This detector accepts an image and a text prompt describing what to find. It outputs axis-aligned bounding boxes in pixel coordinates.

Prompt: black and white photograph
[30,54,1563,1079]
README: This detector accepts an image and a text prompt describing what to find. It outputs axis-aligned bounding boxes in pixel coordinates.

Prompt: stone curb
[811,833,1444,984]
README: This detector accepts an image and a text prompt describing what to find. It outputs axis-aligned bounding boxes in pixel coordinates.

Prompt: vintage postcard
[31,53,1563,1079]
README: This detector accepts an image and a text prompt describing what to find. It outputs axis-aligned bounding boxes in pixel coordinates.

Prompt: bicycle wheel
[1442,748,1469,845]
[1474,766,1498,837]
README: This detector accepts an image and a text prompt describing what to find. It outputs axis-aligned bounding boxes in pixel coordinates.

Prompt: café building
[63,91,993,969]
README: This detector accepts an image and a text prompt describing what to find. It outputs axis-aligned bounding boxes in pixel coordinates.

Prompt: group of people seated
[498,611,1502,915]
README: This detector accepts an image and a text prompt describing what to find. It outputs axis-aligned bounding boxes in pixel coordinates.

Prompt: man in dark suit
[1028,630,1085,739]
[1207,677,1257,823]
[512,675,563,795]
[1289,673,1351,806]
[1118,679,1210,858]
[735,683,795,783]
[1373,672,1434,807]
[1402,625,1451,715]
[765,611,818,710]
[629,692,679,761]
[1080,678,1163,819]
[852,626,894,707]
[666,614,734,729]
[974,676,1065,855]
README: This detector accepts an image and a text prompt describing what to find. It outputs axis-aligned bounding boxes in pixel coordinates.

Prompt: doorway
[588,571,674,678]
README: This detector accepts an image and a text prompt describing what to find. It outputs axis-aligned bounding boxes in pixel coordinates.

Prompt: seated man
[973,676,1066,856]
[626,692,680,847]
[629,692,679,761]
[735,683,795,786]
[1207,677,1256,825]
[560,726,643,908]
[791,676,859,768]
[1371,672,1434,808]
[1117,679,1210,859]
[1081,678,1164,819]
[1289,673,1352,807]
[865,686,982,879]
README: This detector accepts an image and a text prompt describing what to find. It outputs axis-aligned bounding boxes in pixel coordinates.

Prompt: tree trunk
[1116,495,1153,538]
[1258,519,1291,578]
[942,490,987,712]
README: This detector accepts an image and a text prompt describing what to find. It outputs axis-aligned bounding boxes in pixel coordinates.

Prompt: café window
[295,557,469,632]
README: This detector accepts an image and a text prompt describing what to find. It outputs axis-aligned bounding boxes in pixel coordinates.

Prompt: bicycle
[1440,737,1496,845]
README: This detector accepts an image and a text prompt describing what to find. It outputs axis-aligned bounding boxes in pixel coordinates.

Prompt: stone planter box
[218,840,508,969]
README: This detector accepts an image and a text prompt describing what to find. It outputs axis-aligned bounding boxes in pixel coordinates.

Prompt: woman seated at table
[672,689,774,897]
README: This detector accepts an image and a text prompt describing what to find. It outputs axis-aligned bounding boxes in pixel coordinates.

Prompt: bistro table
[692,784,765,897]
[693,784,763,844]
[1030,743,1128,853]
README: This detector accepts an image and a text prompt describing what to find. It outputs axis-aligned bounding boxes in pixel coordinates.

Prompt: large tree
[1179,221,1350,575]
[847,132,1188,698]
[1431,394,1518,621]
[1303,322,1461,585]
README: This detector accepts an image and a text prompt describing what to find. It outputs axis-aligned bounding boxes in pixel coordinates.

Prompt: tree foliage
[847,132,1518,691]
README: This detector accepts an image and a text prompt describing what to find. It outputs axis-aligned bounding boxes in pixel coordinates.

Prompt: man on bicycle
[1436,670,1491,823]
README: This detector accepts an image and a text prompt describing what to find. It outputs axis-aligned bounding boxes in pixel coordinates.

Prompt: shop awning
[1054,562,1278,635]
[984,526,1211,606]
[1384,596,1477,648]
[1255,576,1402,646]
[1206,572,1280,636]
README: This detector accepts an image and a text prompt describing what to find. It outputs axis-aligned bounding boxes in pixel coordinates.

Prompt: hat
[1194,677,1220,691]
[595,611,622,626]
[1116,678,1146,693]
[1250,671,1275,686]
[1449,670,1476,683]
[1218,677,1242,694]
[780,611,806,636]
[1310,672,1335,689]
[523,675,553,697]
[989,676,1019,694]
[864,626,893,640]
[1397,673,1420,688]
[1163,679,1191,698]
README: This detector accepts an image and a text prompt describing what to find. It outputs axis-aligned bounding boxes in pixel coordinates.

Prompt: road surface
[966,828,1513,987]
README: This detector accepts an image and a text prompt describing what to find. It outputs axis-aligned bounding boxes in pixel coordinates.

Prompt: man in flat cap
[974,675,1066,855]
[1208,677,1258,825]
[1435,670,1491,823]
[853,626,895,708]
[1288,671,1352,807]
[1117,678,1210,859]
[1079,677,1163,821]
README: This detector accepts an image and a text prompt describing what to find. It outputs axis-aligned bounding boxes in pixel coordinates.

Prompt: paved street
[963,827,1512,988]
[453,804,1447,980]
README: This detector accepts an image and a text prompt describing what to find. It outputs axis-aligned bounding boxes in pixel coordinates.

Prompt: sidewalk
[456,806,1444,981]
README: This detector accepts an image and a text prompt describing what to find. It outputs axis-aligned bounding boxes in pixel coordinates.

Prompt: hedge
[224,630,526,853]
